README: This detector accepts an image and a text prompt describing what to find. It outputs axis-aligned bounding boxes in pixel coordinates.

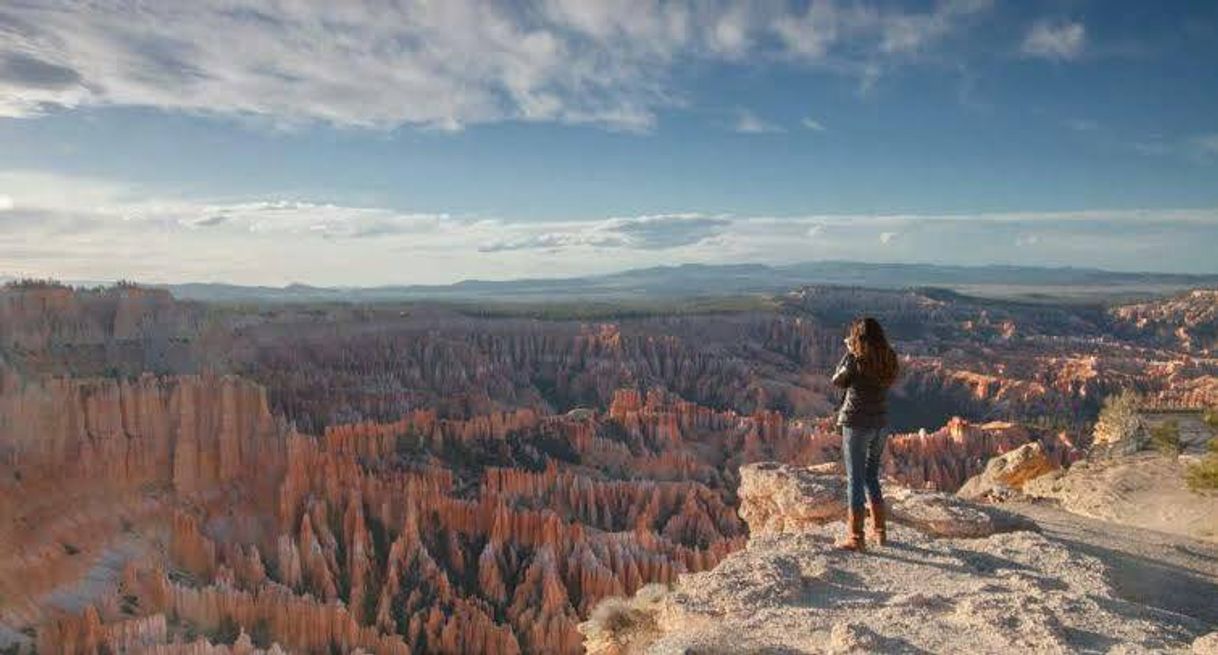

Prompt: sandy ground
[1005,499,1218,627]
[1023,452,1218,543]
[636,524,1209,653]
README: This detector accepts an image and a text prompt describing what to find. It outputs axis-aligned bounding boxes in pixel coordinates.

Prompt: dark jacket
[832,352,888,428]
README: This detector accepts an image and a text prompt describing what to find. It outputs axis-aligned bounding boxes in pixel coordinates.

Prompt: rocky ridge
[582,462,1214,654]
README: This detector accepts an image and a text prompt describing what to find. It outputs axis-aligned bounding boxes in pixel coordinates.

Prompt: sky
[1,0,1217,285]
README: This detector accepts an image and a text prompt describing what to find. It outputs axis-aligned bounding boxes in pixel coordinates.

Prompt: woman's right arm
[831,353,855,388]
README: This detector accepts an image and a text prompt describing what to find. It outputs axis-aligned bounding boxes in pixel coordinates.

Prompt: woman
[831,317,899,552]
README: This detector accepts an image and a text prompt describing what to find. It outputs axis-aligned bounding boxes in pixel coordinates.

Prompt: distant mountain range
[12,261,1218,304]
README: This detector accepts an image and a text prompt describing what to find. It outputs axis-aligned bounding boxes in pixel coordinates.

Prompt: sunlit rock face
[737,462,1034,539]
[957,441,1061,501]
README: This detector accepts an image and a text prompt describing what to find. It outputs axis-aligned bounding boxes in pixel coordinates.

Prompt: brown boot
[867,499,887,547]
[835,508,866,552]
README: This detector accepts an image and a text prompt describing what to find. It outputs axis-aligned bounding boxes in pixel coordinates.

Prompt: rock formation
[956,441,1060,501]
[4,283,1215,654]
[582,462,1209,654]
[1111,289,1218,354]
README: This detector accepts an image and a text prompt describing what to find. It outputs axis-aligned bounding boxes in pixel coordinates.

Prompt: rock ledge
[582,462,1205,654]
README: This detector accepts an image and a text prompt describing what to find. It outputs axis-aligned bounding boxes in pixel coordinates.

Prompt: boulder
[957,441,1060,501]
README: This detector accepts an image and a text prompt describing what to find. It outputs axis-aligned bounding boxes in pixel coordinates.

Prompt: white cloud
[1021,21,1086,60]
[480,214,729,251]
[801,117,827,131]
[1123,133,1218,159]
[0,1,996,131]
[1064,118,1099,132]
[1194,134,1218,156]
[734,110,784,134]
[5,170,1218,283]
[0,194,13,211]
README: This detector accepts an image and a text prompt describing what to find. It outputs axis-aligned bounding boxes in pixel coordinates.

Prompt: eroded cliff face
[0,371,287,643]
[0,285,203,376]
[0,371,284,494]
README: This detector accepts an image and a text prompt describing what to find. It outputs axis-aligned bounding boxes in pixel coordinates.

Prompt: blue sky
[1,0,1217,285]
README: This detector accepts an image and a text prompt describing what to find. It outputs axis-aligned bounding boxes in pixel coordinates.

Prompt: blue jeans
[842,426,887,510]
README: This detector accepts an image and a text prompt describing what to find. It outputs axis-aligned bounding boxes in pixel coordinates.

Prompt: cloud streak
[480,214,729,252]
[1021,21,1086,60]
[2,170,1217,284]
[0,0,998,130]
[734,110,784,134]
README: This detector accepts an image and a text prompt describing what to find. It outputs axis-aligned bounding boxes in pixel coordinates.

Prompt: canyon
[1,282,1215,653]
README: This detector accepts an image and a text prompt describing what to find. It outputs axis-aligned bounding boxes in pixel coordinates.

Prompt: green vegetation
[1204,407,1218,432]
[3,277,69,290]
[1150,419,1183,456]
[1186,439,1218,491]
[249,619,273,649]
[1093,390,1141,449]
[1184,407,1218,490]
[207,615,241,645]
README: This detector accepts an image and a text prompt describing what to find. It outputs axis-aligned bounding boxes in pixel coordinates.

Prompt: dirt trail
[1006,500,1218,627]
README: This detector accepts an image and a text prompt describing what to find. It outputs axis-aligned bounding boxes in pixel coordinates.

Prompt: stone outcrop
[884,417,1078,492]
[582,461,1207,654]
[738,462,1033,539]
[957,441,1060,501]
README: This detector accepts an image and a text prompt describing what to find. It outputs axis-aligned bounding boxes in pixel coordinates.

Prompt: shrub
[580,584,668,649]
[208,616,240,645]
[1150,419,1183,456]
[1186,439,1218,491]
[1092,390,1141,449]
[249,619,273,649]
[1204,408,1218,432]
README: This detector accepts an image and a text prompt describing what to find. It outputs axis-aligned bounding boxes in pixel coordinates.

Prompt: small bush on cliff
[1186,440,1218,491]
[3,277,69,290]
[1204,408,1218,433]
[1151,420,1183,456]
[250,619,273,649]
[1093,390,1141,450]
[207,616,240,645]
[581,584,668,650]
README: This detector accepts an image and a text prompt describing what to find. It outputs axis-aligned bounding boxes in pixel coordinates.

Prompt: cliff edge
[582,462,1216,654]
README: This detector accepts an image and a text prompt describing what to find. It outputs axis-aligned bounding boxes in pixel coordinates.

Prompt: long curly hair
[846,317,899,386]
